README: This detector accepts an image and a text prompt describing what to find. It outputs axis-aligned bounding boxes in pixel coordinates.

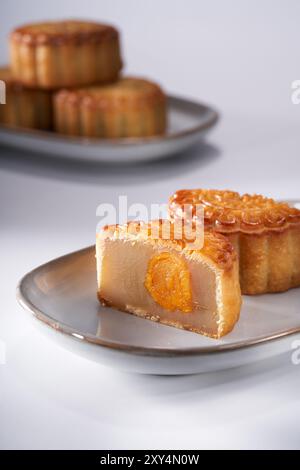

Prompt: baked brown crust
[0,66,52,130]
[0,67,13,85]
[101,219,237,271]
[11,20,119,45]
[169,189,300,294]
[54,77,167,138]
[10,20,122,89]
[169,189,300,233]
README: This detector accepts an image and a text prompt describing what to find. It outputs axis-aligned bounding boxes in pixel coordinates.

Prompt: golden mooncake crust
[11,20,119,45]
[0,66,52,130]
[169,189,300,294]
[10,20,122,89]
[54,77,167,138]
[97,220,242,338]
[101,219,237,271]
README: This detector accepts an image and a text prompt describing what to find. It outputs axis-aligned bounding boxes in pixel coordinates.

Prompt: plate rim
[16,239,300,358]
[0,94,219,147]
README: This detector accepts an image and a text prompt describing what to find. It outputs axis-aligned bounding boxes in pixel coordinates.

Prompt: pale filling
[96,237,219,336]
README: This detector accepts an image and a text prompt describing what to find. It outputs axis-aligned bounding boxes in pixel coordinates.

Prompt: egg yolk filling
[144,251,193,312]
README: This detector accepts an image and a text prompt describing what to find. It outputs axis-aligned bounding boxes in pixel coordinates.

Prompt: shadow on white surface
[0,141,220,187]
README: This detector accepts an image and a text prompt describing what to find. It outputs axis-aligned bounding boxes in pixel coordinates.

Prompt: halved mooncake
[54,77,167,138]
[0,66,52,130]
[96,221,242,338]
[169,189,300,295]
[10,20,122,89]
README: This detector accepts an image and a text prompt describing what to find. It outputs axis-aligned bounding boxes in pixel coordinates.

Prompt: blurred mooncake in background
[9,20,122,89]
[54,77,167,138]
[0,66,52,130]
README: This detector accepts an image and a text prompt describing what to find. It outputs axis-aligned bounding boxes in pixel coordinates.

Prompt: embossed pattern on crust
[100,219,237,271]
[169,189,300,234]
[169,189,300,294]
[54,78,167,138]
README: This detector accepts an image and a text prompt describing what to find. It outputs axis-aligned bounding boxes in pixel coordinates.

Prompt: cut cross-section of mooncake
[169,189,300,294]
[96,221,242,338]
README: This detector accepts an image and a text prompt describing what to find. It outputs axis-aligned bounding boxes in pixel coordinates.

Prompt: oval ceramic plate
[0,95,218,164]
[17,203,300,375]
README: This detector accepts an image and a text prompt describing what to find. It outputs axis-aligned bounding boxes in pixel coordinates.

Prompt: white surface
[1,0,300,450]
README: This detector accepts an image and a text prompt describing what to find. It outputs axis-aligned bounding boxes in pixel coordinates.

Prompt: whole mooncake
[10,20,122,89]
[169,189,300,294]
[54,77,167,138]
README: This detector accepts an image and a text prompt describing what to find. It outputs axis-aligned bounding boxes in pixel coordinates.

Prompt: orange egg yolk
[144,252,192,312]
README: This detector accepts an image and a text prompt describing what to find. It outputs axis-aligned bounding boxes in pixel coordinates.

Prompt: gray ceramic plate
[17,206,300,375]
[0,95,218,164]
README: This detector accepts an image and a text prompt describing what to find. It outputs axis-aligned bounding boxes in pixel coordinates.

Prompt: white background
[1,0,300,449]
